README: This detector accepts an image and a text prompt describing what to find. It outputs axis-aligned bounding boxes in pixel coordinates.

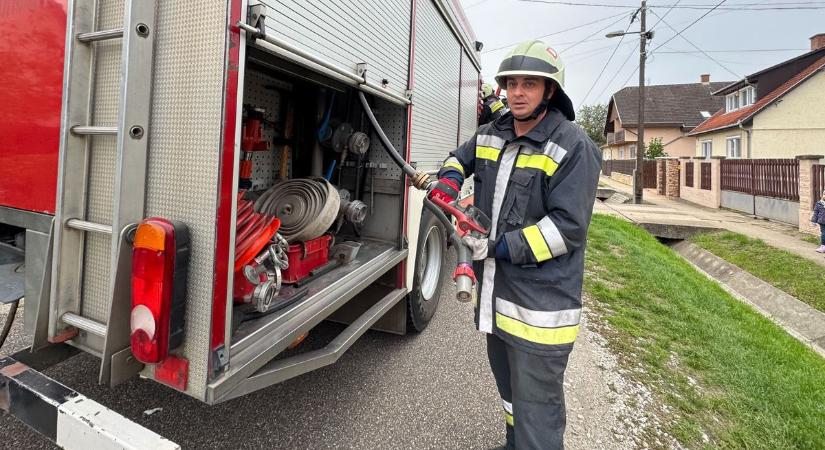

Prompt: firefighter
[479,83,508,126]
[430,40,601,449]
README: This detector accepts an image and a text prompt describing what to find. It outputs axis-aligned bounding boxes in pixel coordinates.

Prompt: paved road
[0,250,635,450]
[0,252,506,450]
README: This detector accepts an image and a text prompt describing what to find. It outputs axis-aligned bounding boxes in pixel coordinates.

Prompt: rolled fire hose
[255,177,340,242]
[356,91,474,301]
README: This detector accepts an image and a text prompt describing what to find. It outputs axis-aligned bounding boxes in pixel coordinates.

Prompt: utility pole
[634,0,647,204]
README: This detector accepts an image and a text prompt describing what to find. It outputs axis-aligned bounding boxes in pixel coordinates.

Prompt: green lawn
[689,231,825,313]
[585,214,825,449]
[801,234,820,245]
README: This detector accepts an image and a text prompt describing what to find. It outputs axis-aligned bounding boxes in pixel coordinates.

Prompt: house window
[630,144,637,159]
[701,140,712,158]
[618,148,624,159]
[726,136,742,158]
[726,93,739,112]
[727,86,756,112]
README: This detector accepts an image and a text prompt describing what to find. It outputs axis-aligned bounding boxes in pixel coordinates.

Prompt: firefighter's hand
[461,235,489,261]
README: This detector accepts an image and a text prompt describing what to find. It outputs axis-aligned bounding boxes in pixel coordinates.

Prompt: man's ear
[545,80,557,99]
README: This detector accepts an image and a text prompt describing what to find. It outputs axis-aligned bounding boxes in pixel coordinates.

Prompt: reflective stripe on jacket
[438,108,602,356]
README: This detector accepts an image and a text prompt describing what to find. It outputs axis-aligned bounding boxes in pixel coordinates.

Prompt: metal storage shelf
[207,240,406,403]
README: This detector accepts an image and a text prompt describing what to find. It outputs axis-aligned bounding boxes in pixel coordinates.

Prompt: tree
[645,137,667,158]
[575,103,608,147]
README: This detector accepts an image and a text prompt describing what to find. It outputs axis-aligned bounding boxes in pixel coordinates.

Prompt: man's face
[505,76,554,119]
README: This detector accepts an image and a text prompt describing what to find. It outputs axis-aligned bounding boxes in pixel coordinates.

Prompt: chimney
[700,74,710,85]
[811,33,825,51]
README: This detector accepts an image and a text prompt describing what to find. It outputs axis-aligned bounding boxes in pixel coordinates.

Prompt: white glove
[462,235,489,261]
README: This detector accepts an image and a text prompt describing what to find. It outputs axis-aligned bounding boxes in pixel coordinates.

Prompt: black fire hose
[0,298,20,352]
[357,92,431,191]
[358,90,474,302]
[422,200,474,302]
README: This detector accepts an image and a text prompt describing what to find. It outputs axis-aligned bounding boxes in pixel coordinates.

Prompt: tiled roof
[689,54,825,135]
[610,81,730,129]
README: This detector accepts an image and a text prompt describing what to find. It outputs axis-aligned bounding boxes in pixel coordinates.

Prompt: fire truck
[0,0,481,445]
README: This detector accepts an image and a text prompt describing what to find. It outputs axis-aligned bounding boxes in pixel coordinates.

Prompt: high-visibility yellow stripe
[515,154,559,177]
[491,100,504,113]
[522,225,552,262]
[496,313,579,345]
[442,161,464,174]
[504,411,514,427]
[476,146,501,161]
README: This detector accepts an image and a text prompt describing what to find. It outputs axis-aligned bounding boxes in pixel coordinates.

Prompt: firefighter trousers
[486,333,570,450]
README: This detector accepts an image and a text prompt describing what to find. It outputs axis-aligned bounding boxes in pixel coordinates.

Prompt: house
[602,76,729,160]
[689,34,825,159]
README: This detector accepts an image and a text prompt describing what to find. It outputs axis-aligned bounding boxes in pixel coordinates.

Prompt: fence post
[796,154,824,234]
[710,156,725,208]
[667,158,680,197]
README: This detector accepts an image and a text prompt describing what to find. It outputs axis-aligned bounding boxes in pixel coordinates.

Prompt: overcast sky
[457,0,825,109]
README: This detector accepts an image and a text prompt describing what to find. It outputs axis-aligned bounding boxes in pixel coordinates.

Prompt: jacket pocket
[503,169,535,226]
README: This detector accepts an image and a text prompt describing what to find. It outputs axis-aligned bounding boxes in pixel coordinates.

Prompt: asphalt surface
[0,252,508,449]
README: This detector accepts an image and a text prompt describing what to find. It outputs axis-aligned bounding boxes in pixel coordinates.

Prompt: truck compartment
[210,47,412,401]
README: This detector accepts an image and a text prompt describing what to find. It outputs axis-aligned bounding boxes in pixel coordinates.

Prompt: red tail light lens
[130,218,189,364]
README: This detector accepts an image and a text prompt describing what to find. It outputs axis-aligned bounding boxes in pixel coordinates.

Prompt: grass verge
[689,231,825,312]
[585,214,825,449]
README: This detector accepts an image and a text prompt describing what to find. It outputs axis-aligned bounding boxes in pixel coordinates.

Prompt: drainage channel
[669,240,825,358]
[595,196,825,358]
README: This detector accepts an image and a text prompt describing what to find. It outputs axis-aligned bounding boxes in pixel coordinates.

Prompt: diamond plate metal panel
[139,0,230,399]
[410,0,461,172]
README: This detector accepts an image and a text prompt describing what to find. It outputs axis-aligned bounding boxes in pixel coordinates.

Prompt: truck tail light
[130,218,189,364]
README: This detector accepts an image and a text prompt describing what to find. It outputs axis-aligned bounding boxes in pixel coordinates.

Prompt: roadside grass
[584,214,825,450]
[801,234,820,245]
[689,231,825,313]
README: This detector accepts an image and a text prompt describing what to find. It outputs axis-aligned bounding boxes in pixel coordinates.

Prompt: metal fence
[686,162,694,187]
[814,164,825,208]
[700,163,712,190]
[643,160,657,189]
[720,159,799,201]
[602,160,657,188]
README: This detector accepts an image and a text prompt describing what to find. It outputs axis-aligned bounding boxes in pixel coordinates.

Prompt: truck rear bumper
[0,353,179,450]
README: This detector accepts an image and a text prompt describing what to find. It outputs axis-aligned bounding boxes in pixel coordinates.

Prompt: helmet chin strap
[513,97,550,122]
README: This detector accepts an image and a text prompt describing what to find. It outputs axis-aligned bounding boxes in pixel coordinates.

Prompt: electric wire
[578,8,639,105]
[481,9,634,54]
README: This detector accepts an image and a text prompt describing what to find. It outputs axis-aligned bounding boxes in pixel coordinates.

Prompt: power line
[592,43,640,103]
[648,7,742,79]
[515,0,825,9]
[561,11,636,52]
[579,8,639,105]
[650,0,681,30]
[655,48,809,53]
[481,9,633,54]
[649,0,728,54]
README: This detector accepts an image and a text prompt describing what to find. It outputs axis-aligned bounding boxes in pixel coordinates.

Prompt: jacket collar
[493,108,567,147]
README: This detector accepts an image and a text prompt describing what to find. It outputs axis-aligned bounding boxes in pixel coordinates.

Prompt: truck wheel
[407,209,446,333]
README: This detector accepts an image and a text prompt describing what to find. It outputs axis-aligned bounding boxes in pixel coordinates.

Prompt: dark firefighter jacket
[438,108,602,356]
[479,95,507,126]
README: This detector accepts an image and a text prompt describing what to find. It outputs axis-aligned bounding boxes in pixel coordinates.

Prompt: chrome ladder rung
[66,219,113,234]
[61,312,108,337]
[70,125,118,136]
[76,28,124,43]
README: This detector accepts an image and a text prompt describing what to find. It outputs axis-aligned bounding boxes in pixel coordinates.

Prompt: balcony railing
[606,130,627,145]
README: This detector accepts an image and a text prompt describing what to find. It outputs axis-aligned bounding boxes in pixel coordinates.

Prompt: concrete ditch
[670,240,825,358]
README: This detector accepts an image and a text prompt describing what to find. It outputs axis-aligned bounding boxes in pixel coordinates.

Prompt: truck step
[61,312,108,337]
[76,28,124,43]
[65,219,112,235]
